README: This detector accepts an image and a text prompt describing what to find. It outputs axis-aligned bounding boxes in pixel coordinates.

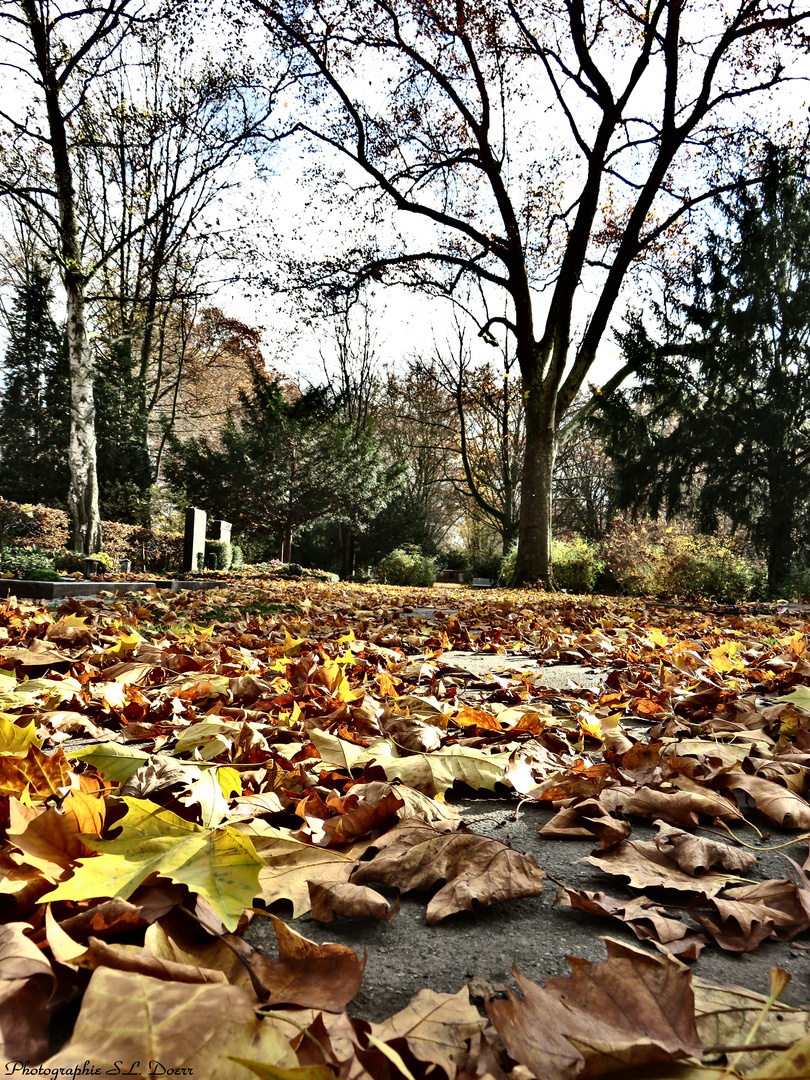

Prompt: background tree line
[1,1,809,593]
[4,148,810,595]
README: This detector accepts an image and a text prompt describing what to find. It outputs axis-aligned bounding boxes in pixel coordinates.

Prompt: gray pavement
[246,800,810,1021]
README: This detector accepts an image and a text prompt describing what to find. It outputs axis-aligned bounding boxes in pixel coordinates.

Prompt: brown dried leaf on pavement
[348,986,486,1080]
[350,818,545,924]
[314,788,405,846]
[243,820,374,917]
[487,938,702,1080]
[557,886,705,949]
[247,913,366,1010]
[721,877,810,940]
[45,904,229,983]
[0,921,56,1064]
[692,897,777,953]
[584,837,747,895]
[539,797,631,846]
[653,821,759,876]
[0,744,73,800]
[308,880,400,923]
[718,773,810,830]
[29,896,148,945]
[692,878,810,953]
[41,968,299,1077]
[599,784,743,827]
[7,790,105,877]
[693,973,810,1077]
[348,779,459,824]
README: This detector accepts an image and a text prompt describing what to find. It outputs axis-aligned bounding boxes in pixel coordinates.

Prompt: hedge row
[0,498,184,572]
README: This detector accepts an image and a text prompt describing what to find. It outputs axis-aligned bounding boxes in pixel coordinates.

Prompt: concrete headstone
[183,507,206,572]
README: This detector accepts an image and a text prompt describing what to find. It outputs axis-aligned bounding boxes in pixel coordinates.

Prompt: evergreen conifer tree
[94,338,152,524]
[597,153,810,592]
[0,261,70,505]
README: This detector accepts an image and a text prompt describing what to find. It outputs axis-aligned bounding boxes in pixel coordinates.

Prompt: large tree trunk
[513,382,557,587]
[24,0,102,553]
[66,280,102,553]
[339,526,355,580]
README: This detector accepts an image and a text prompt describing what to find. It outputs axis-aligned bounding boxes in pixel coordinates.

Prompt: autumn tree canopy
[245,0,810,583]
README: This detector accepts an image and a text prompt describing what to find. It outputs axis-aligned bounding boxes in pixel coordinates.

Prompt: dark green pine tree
[94,338,152,524]
[165,361,400,564]
[596,152,810,592]
[0,261,70,506]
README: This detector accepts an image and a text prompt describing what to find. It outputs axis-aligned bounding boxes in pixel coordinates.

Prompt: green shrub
[600,517,662,595]
[25,568,62,581]
[205,539,233,571]
[439,547,471,572]
[776,566,810,600]
[656,533,763,601]
[376,545,436,587]
[0,499,38,549]
[2,545,54,577]
[52,549,84,573]
[601,517,764,600]
[500,536,603,591]
[471,551,503,581]
[499,543,518,586]
[552,535,604,592]
[231,544,244,569]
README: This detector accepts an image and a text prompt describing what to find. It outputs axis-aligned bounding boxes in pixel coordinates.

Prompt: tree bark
[65,280,102,552]
[22,0,102,553]
[514,376,557,587]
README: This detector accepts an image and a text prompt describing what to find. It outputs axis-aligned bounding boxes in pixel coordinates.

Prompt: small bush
[439,547,471,572]
[231,545,244,569]
[552,535,605,592]
[776,566,810,601]
[52,549,85,573]
[205,539,233,571]
[471,551,503,581]
[2,545,54,577]
[601,517,764,601]
[500,536,603,591]
[656,533,763,601]
[25,568,62,581]
[376,545,436,587]
[499,543,518,586]
[600,517,663,595]
[0,499,38,548]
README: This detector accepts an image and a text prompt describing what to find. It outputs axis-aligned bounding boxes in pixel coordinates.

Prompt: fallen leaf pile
[1,580,809,1077]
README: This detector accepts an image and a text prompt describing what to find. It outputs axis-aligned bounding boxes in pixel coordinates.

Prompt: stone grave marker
[183,507,206,571]
[209,519,232,544]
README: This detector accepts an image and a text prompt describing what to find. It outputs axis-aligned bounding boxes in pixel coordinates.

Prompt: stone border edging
[0,578,229,600]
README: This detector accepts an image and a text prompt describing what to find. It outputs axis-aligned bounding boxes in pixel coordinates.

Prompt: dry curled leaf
[244,914,366,1010]
[308,880,399,923]
[350,818,545,924]
[487,938,702,1080]
[653,821,759,876]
